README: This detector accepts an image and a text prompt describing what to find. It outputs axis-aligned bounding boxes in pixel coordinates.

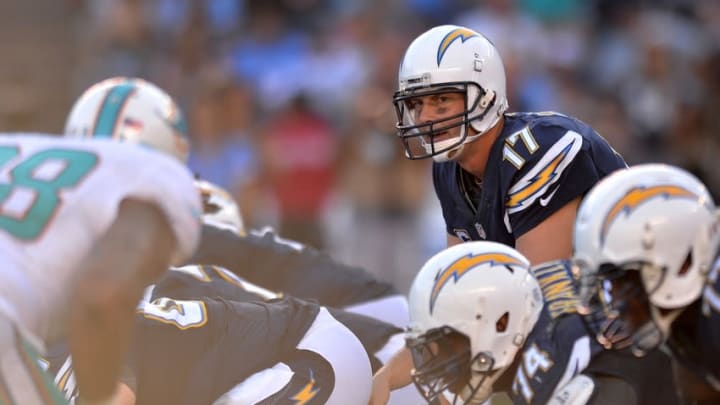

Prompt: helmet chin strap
[630,306,683,357]
[430,123,485,163]
[459,370,502,404]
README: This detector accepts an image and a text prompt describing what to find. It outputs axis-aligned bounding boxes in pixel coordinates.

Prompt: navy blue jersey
[669,258,720,393]
[185,347,335,405]
[43,296,320,404]
[434,112,626,244]
[153,265,402,373]
[190,225,398,307]
[509,308,598,405]
[132,296,320,405]
[509,260,602,405]
[47,260,400,404]
[151,264,279,303]
[583,347,680,405]
[513,260,678,404]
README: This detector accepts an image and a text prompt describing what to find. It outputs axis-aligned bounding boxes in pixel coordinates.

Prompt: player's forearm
[190,225,295,280]
[376,347,414,389]
[69,200,170,400]
[69,277,143,401]
[75,382,136,405]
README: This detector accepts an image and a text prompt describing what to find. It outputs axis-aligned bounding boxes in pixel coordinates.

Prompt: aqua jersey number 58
[0,145,99,240]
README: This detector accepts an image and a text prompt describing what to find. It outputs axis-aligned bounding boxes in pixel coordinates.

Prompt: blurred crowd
[1,0,718,293]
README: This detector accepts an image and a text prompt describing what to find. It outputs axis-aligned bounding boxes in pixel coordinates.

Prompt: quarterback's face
[407,91,466,142]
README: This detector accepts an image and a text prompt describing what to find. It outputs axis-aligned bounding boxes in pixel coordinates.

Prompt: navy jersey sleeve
[151,264,274,303]
[511,260,601,404]
[670,257,720,390]
[584,347,680,405]
[504,114,626,238]
[190,224,398,307]
[131,296,319,405]
[510,311,596,405]
[698,264,720,386]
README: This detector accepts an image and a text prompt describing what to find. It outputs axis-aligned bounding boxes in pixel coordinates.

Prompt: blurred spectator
[259,94,338,249]
[4,0,719,293]
[187,79,258,202]
[226,4,311,111]
[328,85,431,293]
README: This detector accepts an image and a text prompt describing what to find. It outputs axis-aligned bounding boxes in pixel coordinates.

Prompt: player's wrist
[76,396,117,405]
[76,388,120,405]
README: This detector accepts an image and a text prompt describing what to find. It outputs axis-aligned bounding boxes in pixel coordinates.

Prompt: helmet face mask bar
[407,326,495,404]
[407,241,542,404]
[578,260,677,356]
[572,163,720,357]
[393,81,492,160]
[394,25,508,162]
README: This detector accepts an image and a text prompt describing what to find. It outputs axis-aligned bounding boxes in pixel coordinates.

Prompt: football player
[0,134,201,404]
[45,247,402,403]
[138,184,421,404]
[132,184,414,402]
[574,164,720,403]
[65,76,410,330]
[392,24,627,264]
[64,76,190,163]
[193,211,410,329]
[47,294,374,405]
[371,241,590,405]
[371,241,680,405]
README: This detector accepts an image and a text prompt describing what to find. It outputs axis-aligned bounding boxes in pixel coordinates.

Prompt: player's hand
[369,371,392,405]
[597,316,632,350]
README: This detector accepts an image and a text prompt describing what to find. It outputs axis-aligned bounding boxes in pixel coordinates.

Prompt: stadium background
[0,0,717,294]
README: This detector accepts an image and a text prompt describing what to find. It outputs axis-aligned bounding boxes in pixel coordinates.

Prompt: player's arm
[75,382,136,405]
[515,197,581,265]
[447,233,462,248]
[672,360,720,403]
[69,199,177,403]
[369,347,414,405]
[192,225,398,306]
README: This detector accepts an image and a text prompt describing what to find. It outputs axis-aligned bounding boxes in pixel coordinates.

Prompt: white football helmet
[393,24,508,162]
[574,164,720,356]
[406,241,542,404]
[65,77,190,162]
[196,180,245,236]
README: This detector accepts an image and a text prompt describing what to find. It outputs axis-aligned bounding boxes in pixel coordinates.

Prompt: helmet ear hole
[678,251,692,276]
[478,90,494,108]
[496,312,509,332]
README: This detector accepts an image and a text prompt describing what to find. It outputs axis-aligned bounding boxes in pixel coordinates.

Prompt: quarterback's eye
[407,98,423,110]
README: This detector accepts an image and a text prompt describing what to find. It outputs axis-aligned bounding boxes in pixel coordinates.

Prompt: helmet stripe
[92,81,136,137]
[429,252,524,314]
[600,185,699,246]
[436,28,477,67]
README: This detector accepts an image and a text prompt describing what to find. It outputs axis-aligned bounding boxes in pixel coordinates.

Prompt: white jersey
[0,134,201,343]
